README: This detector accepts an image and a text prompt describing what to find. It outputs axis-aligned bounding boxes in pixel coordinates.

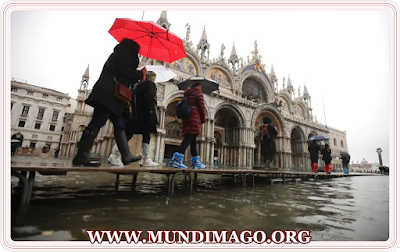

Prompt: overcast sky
[9,7,391,165]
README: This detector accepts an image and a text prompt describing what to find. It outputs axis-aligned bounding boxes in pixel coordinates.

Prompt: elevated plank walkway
[11,162,375,216]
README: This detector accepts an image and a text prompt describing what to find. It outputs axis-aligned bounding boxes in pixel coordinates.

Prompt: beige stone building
[59,11,348,170]
[10,79,70,156]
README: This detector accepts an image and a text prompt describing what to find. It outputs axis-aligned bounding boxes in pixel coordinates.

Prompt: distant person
[341,152,351,174]
[259,116,278,168]
[308,140,321,173]
[54,147,60,158]
[11,143,18,156]
[321,144,332,174]
[169,82,206,169]
[73,39,146,167]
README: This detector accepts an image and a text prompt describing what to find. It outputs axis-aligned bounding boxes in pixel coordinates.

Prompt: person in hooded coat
[308,140,321,172]
[259,116,278,168]
[169,82,206,169]
[73,39,146,167]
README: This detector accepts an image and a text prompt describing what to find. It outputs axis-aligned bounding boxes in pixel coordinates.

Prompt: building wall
[11,80,70,155]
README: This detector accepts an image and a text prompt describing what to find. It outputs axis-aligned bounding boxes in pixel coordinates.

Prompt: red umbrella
[108,18,187,63]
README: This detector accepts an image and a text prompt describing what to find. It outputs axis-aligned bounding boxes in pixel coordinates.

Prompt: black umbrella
[340,151,350,159]
[177,77,219,94]
[307,135,329,142]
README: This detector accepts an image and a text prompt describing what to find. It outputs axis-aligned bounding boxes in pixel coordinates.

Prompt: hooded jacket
[85,39,144,118]
[260,116,278,154]
[181,87,206,136]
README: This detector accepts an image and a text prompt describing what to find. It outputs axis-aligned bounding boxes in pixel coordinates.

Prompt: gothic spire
[197,25,210,61]
[303,85,310,98]
[270,64,276,77]
[228,42,239,74]
[83,64,89,80]
[157,11,171,30]
[287,75,294,89]
[229,42,238,61]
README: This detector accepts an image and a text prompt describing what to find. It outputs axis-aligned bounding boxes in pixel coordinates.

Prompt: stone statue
[254,40,258,55]
[185,24,191,41]
[283,76,286,89]
[220,43,225,58]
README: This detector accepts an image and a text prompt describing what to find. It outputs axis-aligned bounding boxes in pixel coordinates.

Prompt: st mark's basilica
[60,11,348,170]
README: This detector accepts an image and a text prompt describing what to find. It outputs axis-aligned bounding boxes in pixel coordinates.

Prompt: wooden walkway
[11,163,375,215]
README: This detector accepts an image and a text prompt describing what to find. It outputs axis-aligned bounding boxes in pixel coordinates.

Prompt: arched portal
[291,126,305,169]
[253,112,282,167]
[163,100,182,159]
[214,107,241,168]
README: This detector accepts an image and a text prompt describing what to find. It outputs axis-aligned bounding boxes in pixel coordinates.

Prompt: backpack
[260,124,270,140]
[176,97,194,119]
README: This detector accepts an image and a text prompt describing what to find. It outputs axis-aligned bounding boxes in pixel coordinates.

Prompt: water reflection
[11,172,389,242]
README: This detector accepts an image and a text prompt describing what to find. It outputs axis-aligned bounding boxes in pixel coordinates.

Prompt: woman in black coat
[308,140,321,172]
[321,144,332,173]
[125,71,159,166]
[321,144,332,165]
[73,39,146,167]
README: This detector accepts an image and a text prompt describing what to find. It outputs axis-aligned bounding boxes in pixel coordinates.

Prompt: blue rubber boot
[191,156,206,169]
[169,152,187,169]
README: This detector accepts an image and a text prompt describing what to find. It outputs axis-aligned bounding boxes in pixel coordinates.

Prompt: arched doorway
[291,127,305,169]
[253,112,282,168]
[11,132,24,147]
[164,100,182,160]
[214,108,240,168]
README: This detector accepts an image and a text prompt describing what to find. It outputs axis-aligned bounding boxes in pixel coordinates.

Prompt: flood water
[11,167,389,242]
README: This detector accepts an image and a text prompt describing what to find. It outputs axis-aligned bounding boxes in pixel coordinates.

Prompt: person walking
[308,140,321,173]
[321,144,332,174]
[169,82,206,169]
[73,39,146,167]
[125,71,159,166]
[259,116,278,168]
[341,152,351,174]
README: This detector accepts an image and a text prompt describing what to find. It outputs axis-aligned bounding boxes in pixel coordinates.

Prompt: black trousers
[177,134,198,157]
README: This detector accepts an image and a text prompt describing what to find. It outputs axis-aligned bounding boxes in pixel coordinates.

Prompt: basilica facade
[60,11,348,170]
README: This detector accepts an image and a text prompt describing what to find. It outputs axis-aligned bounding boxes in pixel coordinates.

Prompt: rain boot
[72,128,101,167]
[169,152,187,169]
[140,143,158,167]
[114,130,142,165]
[264,160,271,168]
[310,162,314,172]
[313,163,319,173]
[324,165,328,173]
[191,156,206,169]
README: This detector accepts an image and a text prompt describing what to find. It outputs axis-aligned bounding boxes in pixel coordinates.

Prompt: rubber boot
[114,130,142,165]
[140,143,158,167]
[191,156,206,169]
[310,162,313,172]
[169,152,187,169]
[72,128,101,167]
[313,163,319,173]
